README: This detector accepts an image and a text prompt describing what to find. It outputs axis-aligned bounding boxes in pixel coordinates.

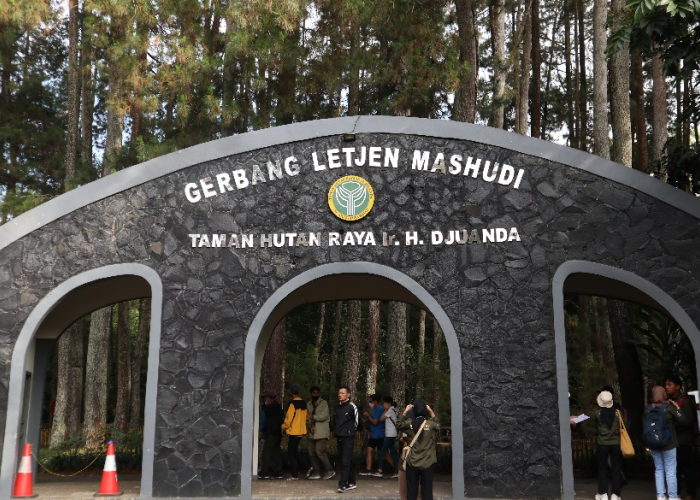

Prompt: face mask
[368,403,375,409]
[312,395,320,402]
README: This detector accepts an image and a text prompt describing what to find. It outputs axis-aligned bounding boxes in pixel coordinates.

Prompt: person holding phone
[397,400,439,500]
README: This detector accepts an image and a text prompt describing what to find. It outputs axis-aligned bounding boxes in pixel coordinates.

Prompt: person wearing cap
[665,375,698,500]
[594,390,622,500]
[397,400,439,500]
[259,390,284,479]
[281,383,310,480]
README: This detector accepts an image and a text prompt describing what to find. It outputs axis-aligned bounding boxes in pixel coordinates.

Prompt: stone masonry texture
[1,131,699,498]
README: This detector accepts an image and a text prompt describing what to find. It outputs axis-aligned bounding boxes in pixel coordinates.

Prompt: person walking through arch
[281,384,310,481]
[361,394,385,475]
[398,400,439,500]
[306,385,335,480]
[258,390,284,479]
[335,386,359,493]
[665,375,699,500]
[644,385,683,500]
[594,390,622,500]
[374,396,398,477]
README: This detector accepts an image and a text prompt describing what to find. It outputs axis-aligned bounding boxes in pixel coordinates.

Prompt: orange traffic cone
[95,441,123,497]
[13,443,37,498]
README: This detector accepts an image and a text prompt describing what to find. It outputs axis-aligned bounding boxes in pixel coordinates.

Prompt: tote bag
[617,410,635,458]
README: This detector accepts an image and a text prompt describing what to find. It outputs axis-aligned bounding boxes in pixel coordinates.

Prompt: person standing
[306,385,335,480]
[335,386,359,493]
[594,390,622,500]
[361,394,386,475]
[397,400,439,500]
[374,396,399,477]
[281,384,310,481]
[645,385,683,500]
[666,375,698,500]
[259,390,284,480]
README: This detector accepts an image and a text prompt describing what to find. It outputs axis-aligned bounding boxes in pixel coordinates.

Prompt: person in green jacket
[666,375,698,500]
[398,400,439,500]
[594,390,622,500]
[644,385,683,500]
[306,386,335,480]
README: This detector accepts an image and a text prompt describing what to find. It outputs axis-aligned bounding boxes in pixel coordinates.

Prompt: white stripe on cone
[103,454,117,473]
[17,456,32,474]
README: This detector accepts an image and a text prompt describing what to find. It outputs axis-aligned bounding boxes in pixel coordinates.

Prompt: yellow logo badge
[328,176,375,221]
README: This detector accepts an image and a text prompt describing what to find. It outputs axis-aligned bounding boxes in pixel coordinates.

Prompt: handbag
[617,410,635,458]
[401,420,429,471]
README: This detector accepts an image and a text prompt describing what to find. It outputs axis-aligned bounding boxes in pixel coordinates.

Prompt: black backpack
[643,403,672,449]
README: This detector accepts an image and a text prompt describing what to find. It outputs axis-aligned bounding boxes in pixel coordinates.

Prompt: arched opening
[554,261,700,500]
[241,263,465,500]
[0,264,163,500]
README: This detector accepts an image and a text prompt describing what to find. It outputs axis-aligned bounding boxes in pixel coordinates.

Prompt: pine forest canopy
[1,0,700,222]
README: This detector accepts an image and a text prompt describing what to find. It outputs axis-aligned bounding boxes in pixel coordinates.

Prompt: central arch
[241,262,465,500]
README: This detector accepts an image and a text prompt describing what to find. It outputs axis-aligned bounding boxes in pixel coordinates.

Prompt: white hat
[597,391,613,408]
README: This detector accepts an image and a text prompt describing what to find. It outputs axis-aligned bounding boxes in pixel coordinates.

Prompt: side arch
[553,260,700,500]
[241,262,465,500]
[0,263,163,500]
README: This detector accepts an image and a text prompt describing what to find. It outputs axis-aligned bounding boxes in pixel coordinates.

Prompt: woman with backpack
[644,385,684,500]
[593,390,622,500]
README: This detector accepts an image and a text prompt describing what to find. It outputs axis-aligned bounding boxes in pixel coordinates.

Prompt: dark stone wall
[1,132,699,498]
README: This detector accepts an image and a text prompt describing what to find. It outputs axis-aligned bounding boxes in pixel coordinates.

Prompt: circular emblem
[328,176,375,221]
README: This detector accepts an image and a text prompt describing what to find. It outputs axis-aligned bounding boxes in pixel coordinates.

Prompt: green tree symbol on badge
[335,180,369,216]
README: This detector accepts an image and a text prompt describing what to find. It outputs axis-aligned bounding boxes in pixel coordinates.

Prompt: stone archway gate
[1,116,700,500]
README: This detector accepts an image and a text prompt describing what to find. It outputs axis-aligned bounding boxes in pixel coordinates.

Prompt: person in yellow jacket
[281,384,310,480]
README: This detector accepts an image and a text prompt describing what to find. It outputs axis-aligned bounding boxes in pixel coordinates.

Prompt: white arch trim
[241,262,465,500]
[553,261,700,500]
[0,263,163,500]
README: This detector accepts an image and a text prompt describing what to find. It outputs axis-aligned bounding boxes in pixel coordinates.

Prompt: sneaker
[391,472,399,479]
[595,495,609,500]
[274,475,285,479]
[338,486,346,493]
[372,470,383,477]
[323,471,336,480]
[611,495,621,500]
[258,475,270,480]
[309,473,322,480]
[306,468,314,479]
[346,484,357,491]
[359,469,372,476]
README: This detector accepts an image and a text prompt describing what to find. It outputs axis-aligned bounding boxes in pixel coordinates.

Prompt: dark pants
[287,435,310,478]
[678,444,698,497]
[596,444,622,496]
[406,464,434,500]
[337,436,356,487]
[261,434,283,476]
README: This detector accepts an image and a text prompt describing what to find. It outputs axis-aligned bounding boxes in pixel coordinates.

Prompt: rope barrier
[30,448,106,477]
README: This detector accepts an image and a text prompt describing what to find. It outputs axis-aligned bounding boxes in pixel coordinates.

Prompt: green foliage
[632,307,698,389]
[648,144,700,194]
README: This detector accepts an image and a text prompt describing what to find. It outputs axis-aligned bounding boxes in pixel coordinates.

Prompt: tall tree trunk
[517,0,532,135]
[651,52,667,167]
[129,298,150,430]
[263,319,286,403]
[577,0,588,150]
[564,0,576,148]
[592,0,609,158]
[366,300,380,397]
[490,0,507,128]
[607,299,645,439]
[341,301,362,397]
[80,45,94,169]
[530,0,542,138]
[315,302,326,384]
[683,75,690,148]
[50,322,83,448]
[415,310,426,399]
[388,302,407,407]
[277,24,300,125]
[64,0,80,189]
[83,306,111,449]
[432,317,443,407]
[610,0,632,167]
[454,0,478,122]
[329,301,343,396]
[631,50,648,171]
[347,19,360,116]
[115,302,131,432]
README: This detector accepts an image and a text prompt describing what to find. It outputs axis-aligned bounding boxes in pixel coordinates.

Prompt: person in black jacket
[335,386,359,493]
[259,390,284,479]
